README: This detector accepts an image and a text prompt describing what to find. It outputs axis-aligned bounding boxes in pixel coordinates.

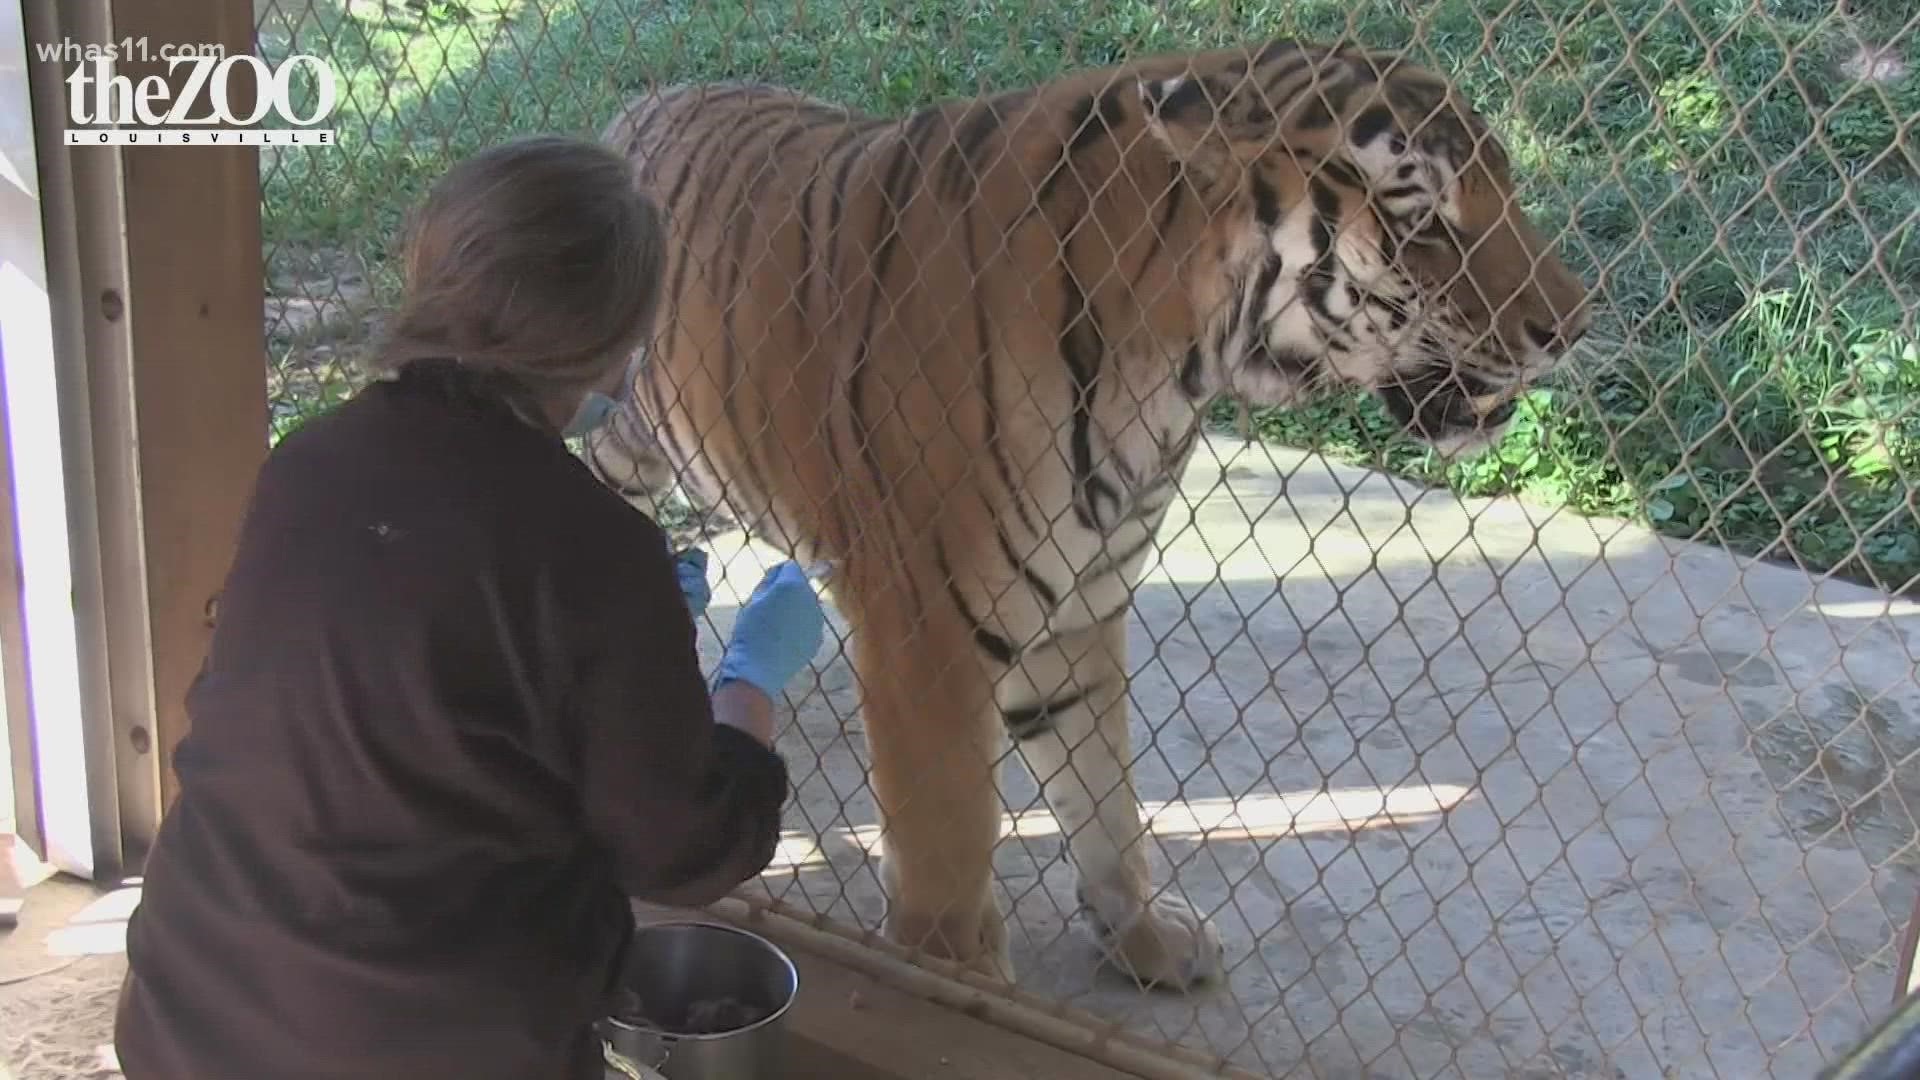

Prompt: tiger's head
[1138,43,1592,456]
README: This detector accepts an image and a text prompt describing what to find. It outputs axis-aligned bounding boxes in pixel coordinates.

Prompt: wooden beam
[107,0,267,841]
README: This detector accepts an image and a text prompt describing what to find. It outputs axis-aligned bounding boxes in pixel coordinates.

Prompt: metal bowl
[597,920,798,1080]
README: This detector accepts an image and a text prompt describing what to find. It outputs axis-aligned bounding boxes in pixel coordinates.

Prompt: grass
[257,0,1920,592]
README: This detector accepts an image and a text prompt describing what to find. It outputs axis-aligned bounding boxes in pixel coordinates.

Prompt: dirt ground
[1,870,126,1080]
[5,435,1918,1079]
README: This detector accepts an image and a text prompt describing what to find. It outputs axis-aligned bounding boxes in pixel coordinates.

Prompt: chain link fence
[256,0,1917,1075]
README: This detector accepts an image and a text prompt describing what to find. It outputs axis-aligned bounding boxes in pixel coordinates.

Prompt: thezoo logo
[44,38,338,146]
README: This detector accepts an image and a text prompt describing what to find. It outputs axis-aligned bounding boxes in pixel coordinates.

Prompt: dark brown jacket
[114,364,788,1080]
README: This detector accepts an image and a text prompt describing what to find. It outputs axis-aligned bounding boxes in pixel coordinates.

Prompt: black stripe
[1031,97,1095,215]
[661,109,794,327]
[1002,685,1096,741]
[723,112,820,301]
[1376,363,1481,442]
[1164,416,1202,468]
[1367,295,1410,331]
[940,102,998,202]
[794,178,817,312]
[1211,324,1234,368]
[1229,257,1272,346]
[715,114,824,527]
[1315,157,1367,191]
[1308,179,1340,258]
[1385,76,1446,121]
[1128,487,1176,527]
[1250,171,1281,229]
[1302,276,1336,322]
[1021,599,1131,656]
[1080,84,1127,155]
[625,84,752,161]
[965,189,1042,542]
[657,119,744,294]
[1156,76,1212,122]
[1254,38,1308,68]
[818,122,891,500]
[1330,52,1384,106]
[1247,254,1287,325]
[1322,78,1362,119]
[1032,85,1125,217]
[795,118,877,314]
[849,109,944,500]
[995,527,1060,610]
[1154,162,1186,241]
[937,541,1017,666]
[940,91,1029,202]
[1295,97,1335,130]
[1350,104,1396,148]
[1091,530,1157,579]
[640,345,694,483]
[1123,162,1187,300]
[1178,343,1208,399]
[1257,50,1321,112]
[1058,253,1118,533]
[660,104,778,222]
[824,119,881,290]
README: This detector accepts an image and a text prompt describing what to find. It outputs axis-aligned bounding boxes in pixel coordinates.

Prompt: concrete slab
[690,434,1920,1079]
[5,434,1914,1079]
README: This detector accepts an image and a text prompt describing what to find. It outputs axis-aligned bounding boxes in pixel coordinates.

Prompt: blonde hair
[370,134,665,411]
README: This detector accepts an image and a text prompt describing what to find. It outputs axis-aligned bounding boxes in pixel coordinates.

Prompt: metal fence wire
[256,0,1919,1076]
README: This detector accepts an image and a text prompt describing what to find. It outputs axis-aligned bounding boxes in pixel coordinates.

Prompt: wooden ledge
[630,901,1146,1079]
[779,942,1144,1080]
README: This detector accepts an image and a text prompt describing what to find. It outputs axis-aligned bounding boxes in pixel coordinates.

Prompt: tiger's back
[600,70,1239,613]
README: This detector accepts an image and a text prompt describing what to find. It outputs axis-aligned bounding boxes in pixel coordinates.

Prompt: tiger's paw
[884,898,1015,985]
[1084,893,1225,992]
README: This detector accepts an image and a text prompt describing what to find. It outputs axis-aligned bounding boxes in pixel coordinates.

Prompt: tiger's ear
[1136,73,1275,182]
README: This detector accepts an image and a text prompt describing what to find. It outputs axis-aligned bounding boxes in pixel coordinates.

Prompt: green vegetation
[258,0,1920,590]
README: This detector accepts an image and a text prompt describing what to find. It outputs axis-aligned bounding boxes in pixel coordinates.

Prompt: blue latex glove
[714,561,826,698]
[672,546,711,617]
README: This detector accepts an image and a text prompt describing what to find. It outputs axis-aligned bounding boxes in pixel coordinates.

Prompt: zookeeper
[112,134,825,1080]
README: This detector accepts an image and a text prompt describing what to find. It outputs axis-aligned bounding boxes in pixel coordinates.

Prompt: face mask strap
[564,346,650,439]
[564,390,620,439]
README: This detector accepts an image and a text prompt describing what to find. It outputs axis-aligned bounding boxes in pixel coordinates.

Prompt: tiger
[588,38,1594,991]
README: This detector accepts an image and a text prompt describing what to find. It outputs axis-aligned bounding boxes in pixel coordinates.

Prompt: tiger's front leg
[1002,616,1225,990]
[848,580,1016,982]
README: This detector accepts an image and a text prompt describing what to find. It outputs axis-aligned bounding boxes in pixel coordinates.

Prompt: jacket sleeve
[561,521,790,906]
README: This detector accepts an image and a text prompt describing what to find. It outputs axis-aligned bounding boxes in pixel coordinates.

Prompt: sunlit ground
[765,784,1477,872]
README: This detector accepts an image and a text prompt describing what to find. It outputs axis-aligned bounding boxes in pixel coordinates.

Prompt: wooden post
[109,0,267,834]
[19,0,264,878]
